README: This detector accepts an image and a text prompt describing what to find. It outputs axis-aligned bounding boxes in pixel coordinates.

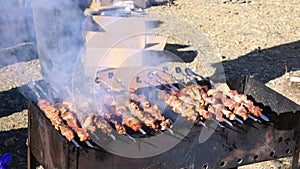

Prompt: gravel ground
[0,0,300,168]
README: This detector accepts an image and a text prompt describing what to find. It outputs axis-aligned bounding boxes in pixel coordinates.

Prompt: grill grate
[28,76,300,169]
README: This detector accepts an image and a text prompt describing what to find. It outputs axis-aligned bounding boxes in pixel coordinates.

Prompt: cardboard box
[81,15,167,76]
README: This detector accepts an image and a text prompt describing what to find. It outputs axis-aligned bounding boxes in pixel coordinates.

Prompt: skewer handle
[185,68,215,85]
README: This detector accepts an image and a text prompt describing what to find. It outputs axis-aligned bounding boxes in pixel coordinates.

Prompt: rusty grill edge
[28,76,300,169]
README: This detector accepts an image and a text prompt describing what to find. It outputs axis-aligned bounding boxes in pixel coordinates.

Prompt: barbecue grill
[27,75,300,169]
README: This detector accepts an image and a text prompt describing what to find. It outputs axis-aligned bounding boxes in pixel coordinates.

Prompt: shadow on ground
[0,44,38,69]
[0,128,27,169]
[0,82,44,169]
[220,40,300,83]
[0,87,28,118]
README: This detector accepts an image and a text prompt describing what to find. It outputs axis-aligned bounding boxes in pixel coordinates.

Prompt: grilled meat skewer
[100,92,147,134]
[128,90,173,131]
[37,99,81,147]
[54,103,90,142]
[112,105,146,134]
[184,68,269,121]
[82,114,116,141]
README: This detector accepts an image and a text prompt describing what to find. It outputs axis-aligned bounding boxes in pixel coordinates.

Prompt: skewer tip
[235,117,244,124]
[222,118,234,127]
[71,139,82,149]
[108,134,116,141]
[212,118,225,128]
[85,141,94,148]
[248,114,259,122]
[198,121,207,128]
[138,128,147,135]
[260,114,270,122]
[167,129,174,135]
[126,134,136,143]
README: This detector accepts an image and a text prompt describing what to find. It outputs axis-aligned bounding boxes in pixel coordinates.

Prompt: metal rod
[28,82,41,101]
[222,118,233,127]
[248,114,261,123]
[158,130,164,134]
[108,134,116,141]
[185,68,215,86]
[71,139,82,149]
[108,72,127,89]
[126,134,136,143]
[211,118,225,128]
[198,121,207,128]
[154,79,173,90]
[30,79,53,102]
[167,128,174,135]
[235,117,244,124]
[260,114,270,122]
[139,128,147,135]
[148,71,180,91]
[162,67,187,87]
[185,68,208,80]
[175,67,198,85]
[96,78,149,136]
[85,141,94,148]
[136,76,157,88]
[222,110,243,124]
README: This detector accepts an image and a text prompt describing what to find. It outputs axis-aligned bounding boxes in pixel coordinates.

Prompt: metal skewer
[136,76,155,87]
[147,71,180,91]
[108,133,116,141]
[185,68,270,122]
[259,114,270,122]
[248,114,261,123]
[211,118,225,128]
[138,128,147,135]
[222,118,234,127]
[71,139,82,149]
[28,82,42,101]
[108,72,127,90]
[97,76,148,136]
[126,134,137,143]
[178,67,243,126]
[85,140,94,148]
[175,67,198,85]
[135,76,175,135]
[221,110,244,125]
[199,121,207,128]
[185,68,215,85]
[30,79,54,103]
[234,117,244,124]
[167,128,174,135]
[163,67,225,128]
[162,67,187,87]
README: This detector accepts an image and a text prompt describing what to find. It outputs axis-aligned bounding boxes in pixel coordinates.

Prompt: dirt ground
[146,1,300,168]
[0,0,299,168]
